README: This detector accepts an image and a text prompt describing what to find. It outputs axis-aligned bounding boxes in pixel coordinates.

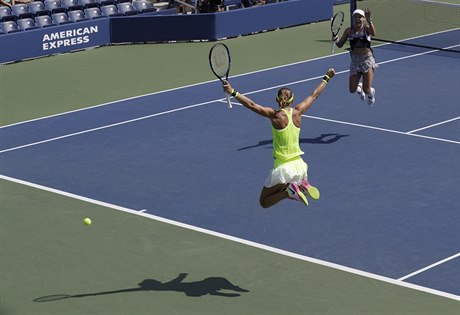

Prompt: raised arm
[223,81,275,118]
[364,8,376,36]
[294,68,335,115]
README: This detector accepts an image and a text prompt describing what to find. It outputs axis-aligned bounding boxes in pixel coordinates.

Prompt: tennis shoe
[300,179,320,200]
[368,87,376,106]
[287,182,308,206]
[357,82,365,101]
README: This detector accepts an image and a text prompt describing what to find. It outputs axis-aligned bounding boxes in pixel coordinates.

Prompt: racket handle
[225,93,232,109]
[331,41,335,54]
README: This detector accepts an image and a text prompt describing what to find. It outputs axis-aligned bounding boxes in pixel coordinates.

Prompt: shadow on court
[34,273,249,302]
[238,133,349,151]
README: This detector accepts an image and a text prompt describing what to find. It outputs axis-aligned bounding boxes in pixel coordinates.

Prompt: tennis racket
[209,43,232,109]
[331,11,344,54]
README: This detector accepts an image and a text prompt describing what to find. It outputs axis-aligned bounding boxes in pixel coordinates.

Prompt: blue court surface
[1,30,459,301]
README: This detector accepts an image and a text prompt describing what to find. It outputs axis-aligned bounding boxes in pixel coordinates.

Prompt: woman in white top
[334,8,377,106]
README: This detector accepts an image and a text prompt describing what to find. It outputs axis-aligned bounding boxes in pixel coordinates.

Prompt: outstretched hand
[365,8,372,20]
[326,68,335,78]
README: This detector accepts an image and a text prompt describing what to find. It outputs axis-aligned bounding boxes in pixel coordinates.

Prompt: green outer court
[2,178,459,315]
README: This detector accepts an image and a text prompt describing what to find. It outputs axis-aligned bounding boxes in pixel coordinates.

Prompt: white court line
[305,115,460,144]
[0,101,216,154]
[2,43,458,153]
[0,53,348,129]
[398,252,460,281]
[221,102,460,145]
[2,35,458,130]
[1,173,459,302]
[407,117,460,134]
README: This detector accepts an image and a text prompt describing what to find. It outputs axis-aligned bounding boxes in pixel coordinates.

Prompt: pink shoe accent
[301,179,312,189]
[287,182,308,206]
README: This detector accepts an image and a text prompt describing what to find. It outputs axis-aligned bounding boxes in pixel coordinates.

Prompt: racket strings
[210,48,230,78]
[331,12,344,35]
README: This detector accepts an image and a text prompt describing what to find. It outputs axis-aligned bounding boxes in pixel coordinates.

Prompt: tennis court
[1,1,459,314]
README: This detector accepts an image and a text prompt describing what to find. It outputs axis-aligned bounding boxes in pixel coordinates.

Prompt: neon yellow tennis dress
[264,108,309,188]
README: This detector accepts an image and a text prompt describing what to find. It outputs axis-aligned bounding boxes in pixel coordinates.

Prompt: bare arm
[223,82,275,118]
[364,8,376,36]
[334,27,350,49]
[0,0,12,7]
[295,68,335,115]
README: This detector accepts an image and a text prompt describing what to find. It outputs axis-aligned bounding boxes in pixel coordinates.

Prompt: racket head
[209,43,231,83]
[331,11,344,37]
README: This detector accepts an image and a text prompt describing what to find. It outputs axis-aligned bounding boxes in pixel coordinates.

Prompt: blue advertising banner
[0,18,110,64]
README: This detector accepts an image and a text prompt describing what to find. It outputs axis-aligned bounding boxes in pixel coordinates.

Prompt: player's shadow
[34,273,249,302]
[238,133,349,151]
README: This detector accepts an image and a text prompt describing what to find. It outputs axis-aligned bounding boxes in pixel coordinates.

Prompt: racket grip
[331,41,335,54]
[225,93,232,109]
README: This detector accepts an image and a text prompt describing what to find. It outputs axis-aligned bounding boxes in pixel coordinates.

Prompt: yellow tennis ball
[83,218,92,226]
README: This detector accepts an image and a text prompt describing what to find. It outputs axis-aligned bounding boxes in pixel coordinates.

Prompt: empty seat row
[0,1,163,34]
[0,0,157,22]
[0,11,95,33]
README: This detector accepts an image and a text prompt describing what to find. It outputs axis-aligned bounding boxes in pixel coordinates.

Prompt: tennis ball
[83,218,92,226]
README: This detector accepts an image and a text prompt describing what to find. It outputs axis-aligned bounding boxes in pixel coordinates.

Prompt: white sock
[366,88,375,98]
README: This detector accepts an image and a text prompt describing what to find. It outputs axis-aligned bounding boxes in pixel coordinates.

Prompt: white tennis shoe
[368,87,376,106]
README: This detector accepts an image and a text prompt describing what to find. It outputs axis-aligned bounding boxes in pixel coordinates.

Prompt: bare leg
[349,73,362,93]
[259,183,289,208]
[362,68,375,94]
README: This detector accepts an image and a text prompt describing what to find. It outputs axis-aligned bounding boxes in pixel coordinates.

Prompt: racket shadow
[237,133,349,151]
[33,273,249,302]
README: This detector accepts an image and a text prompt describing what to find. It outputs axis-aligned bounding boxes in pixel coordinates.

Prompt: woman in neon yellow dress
[223,68,335,208]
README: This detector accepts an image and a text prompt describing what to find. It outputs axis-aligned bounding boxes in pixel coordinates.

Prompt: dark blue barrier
[0,19,110,64]
[110,13,216,43]
[110,0,332,43]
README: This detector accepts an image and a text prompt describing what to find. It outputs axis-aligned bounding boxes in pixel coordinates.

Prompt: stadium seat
[117,2,138,15]
[44,0,67,14]
[95,0,116,6]
[78,0,99,9]
[0,20,22,33]
[27,1,51,16]
[100,4,123,16]
[17,17,40,30]
[132,0,156,14]
[0,6,17,22]
[61,0,84,11]
[67,9,89,21]
[51,12,74,24]
[84,7,106,19]
[35,14,56,27]
[11,3,35,19]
